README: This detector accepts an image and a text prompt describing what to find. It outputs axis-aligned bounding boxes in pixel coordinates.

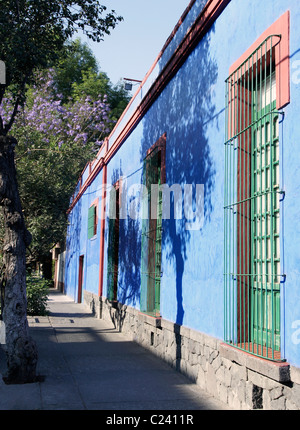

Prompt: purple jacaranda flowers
[0,70,113,151]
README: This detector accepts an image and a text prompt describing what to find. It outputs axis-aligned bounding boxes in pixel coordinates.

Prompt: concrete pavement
[0,290,230,410]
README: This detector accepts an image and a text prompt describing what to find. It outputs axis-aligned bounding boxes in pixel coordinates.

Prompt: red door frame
[78,255,84,303]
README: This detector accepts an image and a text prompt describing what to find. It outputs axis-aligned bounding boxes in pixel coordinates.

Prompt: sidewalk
[0,290,230,410]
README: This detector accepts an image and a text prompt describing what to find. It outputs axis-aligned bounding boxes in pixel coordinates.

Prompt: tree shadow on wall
[140,29,219,371]
[113,214,141,331]
[118,215,141,307]
[65,197,83,298]
[105,167,142,330]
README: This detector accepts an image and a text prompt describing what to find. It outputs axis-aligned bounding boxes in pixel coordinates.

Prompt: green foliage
[0,3,128,268]
[51,38,130,117]
[53,38,99,103]
[0,0,122,135]
[17,137,93,261]
[11,70,109,263]
[54,38,130,123]
[26,274,51,316]
[7,38,130,266]
[71,68,109,101]
[71,67,130,123]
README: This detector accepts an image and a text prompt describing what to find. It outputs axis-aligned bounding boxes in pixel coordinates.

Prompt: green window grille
[107,185,120,301]
[140,147,163,316]
[224,35,284,361]
[88,204,97,239]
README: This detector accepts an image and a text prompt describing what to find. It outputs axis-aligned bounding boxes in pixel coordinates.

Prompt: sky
[77,0,190,88]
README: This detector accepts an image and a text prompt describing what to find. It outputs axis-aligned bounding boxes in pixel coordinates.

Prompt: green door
[251,73,280,351]
[141,149,162,316]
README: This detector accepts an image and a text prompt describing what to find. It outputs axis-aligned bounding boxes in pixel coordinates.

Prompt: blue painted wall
[103,124,144,308]
[65,0,300,368]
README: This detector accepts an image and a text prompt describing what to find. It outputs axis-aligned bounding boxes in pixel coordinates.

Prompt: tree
[0,0,122,384]
[53,38,99,104]
[1,39,130,280]
[15,40,129,274]
[71,68,130,122]
[12,70,112,271]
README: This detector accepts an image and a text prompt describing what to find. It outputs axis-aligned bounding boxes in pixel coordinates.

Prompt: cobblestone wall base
[83,291,300,410]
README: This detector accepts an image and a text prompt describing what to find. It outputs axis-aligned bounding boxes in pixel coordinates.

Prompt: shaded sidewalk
[0,290,230,410]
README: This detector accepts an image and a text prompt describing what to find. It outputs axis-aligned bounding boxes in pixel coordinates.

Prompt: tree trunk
[0,135,38,384]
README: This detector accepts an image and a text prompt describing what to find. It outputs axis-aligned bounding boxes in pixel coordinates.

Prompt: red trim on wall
[103,0,230,163]
[90,197,99,210]
[67,0,231,215]
[67,141,107,214]
[229,10,290,110]
[98,139,109,297]
[97,0,199,160]
[160,0,197,53]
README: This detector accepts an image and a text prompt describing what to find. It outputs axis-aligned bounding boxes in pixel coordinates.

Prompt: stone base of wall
[83,291,300,410]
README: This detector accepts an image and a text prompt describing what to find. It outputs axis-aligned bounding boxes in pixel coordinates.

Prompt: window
[140,134,166,316]
[107,182,120,301]
[224,24,288,361]
[88,200,98,239]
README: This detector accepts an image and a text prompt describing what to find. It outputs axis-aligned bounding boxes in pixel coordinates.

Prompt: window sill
[220,342,290,383]
[108,300,119,309]
[138,312,161,328]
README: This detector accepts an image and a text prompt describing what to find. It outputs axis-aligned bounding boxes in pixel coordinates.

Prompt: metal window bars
[224,34,285,361]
